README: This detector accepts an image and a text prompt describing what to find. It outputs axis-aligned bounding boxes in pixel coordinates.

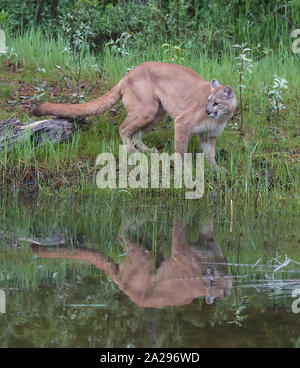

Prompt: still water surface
[0,196,299,347]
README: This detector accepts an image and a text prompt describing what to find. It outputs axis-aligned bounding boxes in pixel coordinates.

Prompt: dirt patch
[0,71,109,117]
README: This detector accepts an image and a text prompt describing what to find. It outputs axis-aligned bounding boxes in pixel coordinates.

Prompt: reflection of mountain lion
[32,221,231,308]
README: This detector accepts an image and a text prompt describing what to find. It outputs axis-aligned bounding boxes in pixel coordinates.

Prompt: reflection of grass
[0,194,299,290]
[0,30,299,198]
[228,305,247,327]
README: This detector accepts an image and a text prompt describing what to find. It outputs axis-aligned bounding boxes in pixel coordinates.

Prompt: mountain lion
[33,61,237,167]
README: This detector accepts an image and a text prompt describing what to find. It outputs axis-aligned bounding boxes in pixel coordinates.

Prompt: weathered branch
[0,117,85,150]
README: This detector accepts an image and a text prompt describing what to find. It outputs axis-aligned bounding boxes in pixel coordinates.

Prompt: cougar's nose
[206,108,211,116]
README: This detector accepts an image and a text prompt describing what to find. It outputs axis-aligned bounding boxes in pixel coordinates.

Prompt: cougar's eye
[213,101,219,106]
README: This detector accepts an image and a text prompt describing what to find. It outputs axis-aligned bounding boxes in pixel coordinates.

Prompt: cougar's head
[206,79,237,119]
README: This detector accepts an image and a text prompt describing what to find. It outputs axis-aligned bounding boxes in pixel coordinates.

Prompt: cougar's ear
[210,78,220,92]
[224,86,235,99]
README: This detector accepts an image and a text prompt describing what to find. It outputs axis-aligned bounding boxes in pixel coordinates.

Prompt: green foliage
[105,33,131,57]
[161,42,186,64]
[0,8,9,29]
[263,75,289,113]
[234,43,253,135]
[0,0,299,55]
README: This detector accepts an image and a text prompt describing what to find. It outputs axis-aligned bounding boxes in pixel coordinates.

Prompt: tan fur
[33,61,236,166]
[32,221,231,308]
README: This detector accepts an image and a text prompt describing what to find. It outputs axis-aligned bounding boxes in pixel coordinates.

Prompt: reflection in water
[1,197,300,348]
[32,220,232,308]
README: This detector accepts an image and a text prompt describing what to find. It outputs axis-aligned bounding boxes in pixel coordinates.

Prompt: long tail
[33,82,122,118]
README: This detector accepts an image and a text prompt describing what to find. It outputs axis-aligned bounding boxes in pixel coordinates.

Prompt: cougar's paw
[127,145,138,154]
[136,142,159,153]
[146,147,159,154]
[213,165,227,176]
[219,166,228,175]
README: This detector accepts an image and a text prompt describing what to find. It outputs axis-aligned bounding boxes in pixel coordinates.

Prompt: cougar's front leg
[200,138,218,167]
[174,118,192,157]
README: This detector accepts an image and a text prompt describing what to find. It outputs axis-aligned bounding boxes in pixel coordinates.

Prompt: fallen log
[0,117,86,150]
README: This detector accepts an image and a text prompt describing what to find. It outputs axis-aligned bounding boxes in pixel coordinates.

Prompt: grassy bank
[0,29,299,199]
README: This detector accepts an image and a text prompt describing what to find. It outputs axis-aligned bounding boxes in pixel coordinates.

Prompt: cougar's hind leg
[119,87,161,152]
[119,113,159,153]
[133,105,166,152]
[119,107,160,153]
[119,114,140,153]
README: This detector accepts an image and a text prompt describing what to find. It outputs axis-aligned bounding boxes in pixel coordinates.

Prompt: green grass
[0,30,299,199]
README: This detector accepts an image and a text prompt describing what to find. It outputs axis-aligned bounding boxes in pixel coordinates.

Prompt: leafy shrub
[0,0,299,55]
